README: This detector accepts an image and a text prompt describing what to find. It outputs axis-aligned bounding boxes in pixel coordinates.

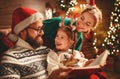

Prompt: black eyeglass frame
[28,26,44,32]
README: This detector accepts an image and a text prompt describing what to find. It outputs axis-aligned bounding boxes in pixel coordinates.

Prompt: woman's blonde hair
[81,6,102,29]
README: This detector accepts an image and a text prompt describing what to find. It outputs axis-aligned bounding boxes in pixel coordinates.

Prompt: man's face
[25,19,44,48]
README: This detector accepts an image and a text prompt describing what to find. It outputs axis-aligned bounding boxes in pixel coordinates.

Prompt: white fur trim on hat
[14,12,43,35]
[8,33,18,42]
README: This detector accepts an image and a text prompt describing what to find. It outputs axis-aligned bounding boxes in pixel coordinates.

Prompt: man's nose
[41,30,44,35]
[38,30,44,36]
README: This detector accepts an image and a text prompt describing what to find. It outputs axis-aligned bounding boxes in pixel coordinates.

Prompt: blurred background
[0,0,120,78]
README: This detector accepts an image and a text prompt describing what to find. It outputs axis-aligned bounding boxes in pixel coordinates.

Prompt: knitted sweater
[0,38,51,79]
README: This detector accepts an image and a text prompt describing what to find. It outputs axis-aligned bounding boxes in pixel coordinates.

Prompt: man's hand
[48,67,73,79]
[0,28,11,35]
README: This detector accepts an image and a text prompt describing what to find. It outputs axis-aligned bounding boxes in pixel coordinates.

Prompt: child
[47,26,88,75]
[47,26,108,79]
[43,0,102,51]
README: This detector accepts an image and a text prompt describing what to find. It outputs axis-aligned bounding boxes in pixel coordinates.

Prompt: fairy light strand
[102,0,120,56]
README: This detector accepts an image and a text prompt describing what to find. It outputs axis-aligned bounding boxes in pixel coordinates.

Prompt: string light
[102,0,120,56]
[65,0,78,16]
[59,0,77,11]
[94,0,120,56]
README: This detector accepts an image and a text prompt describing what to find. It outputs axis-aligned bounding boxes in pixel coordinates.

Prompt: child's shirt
[47,49,88,75]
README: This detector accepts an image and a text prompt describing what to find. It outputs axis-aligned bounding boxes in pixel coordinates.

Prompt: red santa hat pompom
[86,0,96,8]
[85,0,102,29]
[8,7,43,42]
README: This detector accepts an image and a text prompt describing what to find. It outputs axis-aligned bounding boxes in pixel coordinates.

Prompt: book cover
[69,50,109,76]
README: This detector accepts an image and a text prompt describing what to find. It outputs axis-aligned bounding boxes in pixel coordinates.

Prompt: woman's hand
[84,59,94,67]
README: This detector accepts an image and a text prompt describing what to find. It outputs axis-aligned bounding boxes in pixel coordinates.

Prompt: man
[0,7,72,79]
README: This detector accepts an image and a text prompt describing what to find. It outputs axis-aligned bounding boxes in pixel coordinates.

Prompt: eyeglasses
[28,26,44,33]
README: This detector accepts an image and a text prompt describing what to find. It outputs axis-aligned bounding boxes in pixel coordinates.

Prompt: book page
[72,50,109,69]
[86,50,109,68]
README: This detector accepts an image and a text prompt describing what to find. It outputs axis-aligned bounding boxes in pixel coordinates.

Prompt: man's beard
[26,33,43,49]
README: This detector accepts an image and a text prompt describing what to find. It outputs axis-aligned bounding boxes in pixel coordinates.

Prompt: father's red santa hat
[8,7,43,42]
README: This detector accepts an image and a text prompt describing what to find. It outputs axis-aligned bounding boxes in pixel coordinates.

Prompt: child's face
[55,30,73,51]
[76,12,95,33]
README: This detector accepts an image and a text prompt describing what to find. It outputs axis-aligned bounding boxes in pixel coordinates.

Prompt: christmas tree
[102,0,120,56]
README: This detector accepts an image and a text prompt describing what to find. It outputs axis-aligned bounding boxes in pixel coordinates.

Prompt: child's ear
[70,40,74,47]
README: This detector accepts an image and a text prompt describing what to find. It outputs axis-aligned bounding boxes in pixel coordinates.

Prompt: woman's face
[55,30,73,51]
[76,12,95,33]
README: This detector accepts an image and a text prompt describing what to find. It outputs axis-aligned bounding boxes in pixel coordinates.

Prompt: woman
[43,5,102,51]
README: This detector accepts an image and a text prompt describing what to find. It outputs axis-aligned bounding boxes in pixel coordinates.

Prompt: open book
[69,50,109,76]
